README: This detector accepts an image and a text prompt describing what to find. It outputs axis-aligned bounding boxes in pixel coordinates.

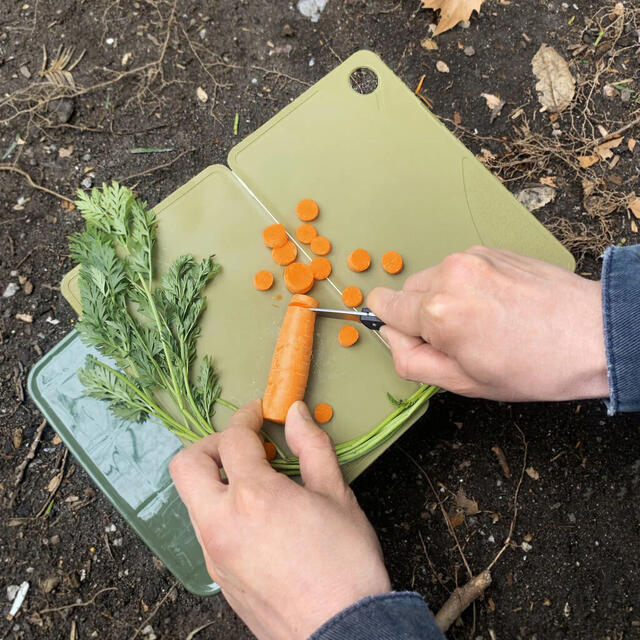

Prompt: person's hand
[367,246,609,402]
[169,399,391,640]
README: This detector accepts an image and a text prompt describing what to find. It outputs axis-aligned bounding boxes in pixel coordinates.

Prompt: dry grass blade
[40,44,86,88]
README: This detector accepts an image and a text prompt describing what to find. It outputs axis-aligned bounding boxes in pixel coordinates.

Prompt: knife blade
[309,307,384,331]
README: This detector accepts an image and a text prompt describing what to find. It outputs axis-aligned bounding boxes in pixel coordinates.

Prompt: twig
[185,621,216,640]
[14,419,47,487]
[251,65,311,87]
[418,530,448,593]
[36,448,68,518]
[118,147,194,182]
[595,112,640,144]
[38,587,117,615]
[0,164,74,204]
[491,445,511,479]
[129,580,178,640]
[435,571,492,631]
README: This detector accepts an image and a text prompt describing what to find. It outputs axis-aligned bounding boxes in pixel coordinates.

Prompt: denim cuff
[308,592,444,640]
[601,245,640,414]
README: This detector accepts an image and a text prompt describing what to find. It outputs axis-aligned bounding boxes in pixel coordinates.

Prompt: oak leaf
[532,45,575,113]
[421,0,485,36]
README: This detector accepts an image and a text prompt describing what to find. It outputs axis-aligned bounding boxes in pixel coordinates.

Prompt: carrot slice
[253,270,274,291]
[272,240,298,266]
[314,403,333,424]
[296,223,318,244]
[310,256,332,280]
[263,294,318,424]
[347,249,371,272]
[296,198,319,221]
[263,441,277,461]
[382,251,404,274]
[342,285,363,307]
[263,224,288,249]
[338,324,359,347]
[284,262,314,294]
[310,236,331,256]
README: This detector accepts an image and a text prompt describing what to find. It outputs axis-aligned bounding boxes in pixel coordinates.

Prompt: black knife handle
[361,308,385,331]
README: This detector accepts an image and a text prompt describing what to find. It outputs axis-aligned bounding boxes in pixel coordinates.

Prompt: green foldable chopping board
[29,50,574,596]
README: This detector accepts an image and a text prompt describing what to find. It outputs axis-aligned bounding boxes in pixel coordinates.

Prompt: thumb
[284,401,346,497]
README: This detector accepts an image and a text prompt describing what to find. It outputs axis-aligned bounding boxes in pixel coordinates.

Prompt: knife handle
[361,308,385,331]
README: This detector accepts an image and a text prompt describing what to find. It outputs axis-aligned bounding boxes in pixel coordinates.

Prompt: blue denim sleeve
[601,245,640,414]
[308,592,444,640]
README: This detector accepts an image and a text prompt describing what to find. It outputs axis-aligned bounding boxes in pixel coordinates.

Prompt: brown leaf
[578,155,599,169]
[449,511,465,528]
[421,37,439,51]
[629,138,637,153]
[525,466,540,480]
[628,194,640,220]
[491,445,511,478]
[46,472,63,493]
[531,45,575,112]
[58,145,73,158]
[13,428,22,449]
[481,93,502,110]
[421,0,485,36]
[455,488,480,515]
[540,176,557,188]
[595,137,623,160]
[453,111,462,125]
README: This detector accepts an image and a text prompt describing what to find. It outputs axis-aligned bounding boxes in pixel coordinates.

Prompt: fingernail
[294,401,311,421]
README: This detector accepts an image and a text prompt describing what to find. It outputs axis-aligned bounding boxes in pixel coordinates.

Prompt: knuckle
[393,349,413,380]
[441,251,484,282]
[234,481,271,515]
[422,292,449,321]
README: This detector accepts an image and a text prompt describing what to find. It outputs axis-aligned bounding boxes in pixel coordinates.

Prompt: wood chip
[196,86,208,103]
[491,445,511,478]
[629,138,637,152]
[421,37,438,51]
[578,155,599,169]
[436,60,450,73]
[628,195,640,219]
[595,137,623,160]
[526,466,540,480]
[15,313,33,323]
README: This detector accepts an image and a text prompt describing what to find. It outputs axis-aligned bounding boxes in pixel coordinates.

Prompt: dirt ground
[1,1,639,639]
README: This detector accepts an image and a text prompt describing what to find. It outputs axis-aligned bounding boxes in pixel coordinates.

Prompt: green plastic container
[29,50,574,596]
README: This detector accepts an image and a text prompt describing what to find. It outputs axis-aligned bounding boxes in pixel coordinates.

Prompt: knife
[309,307,385,331]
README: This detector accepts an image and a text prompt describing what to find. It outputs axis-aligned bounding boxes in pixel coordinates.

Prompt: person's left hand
[169,399,391,640]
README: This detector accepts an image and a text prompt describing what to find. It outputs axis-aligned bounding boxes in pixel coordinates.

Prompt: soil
[1,1,639,639]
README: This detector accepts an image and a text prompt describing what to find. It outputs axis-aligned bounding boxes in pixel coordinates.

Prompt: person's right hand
[367,246,609,403]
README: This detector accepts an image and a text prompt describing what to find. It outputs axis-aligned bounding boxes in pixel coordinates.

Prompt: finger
[366,288,424,337]
[284,401,346,497]
[382,325,472,391]
[402,265,438,292]
[218,399,275,483]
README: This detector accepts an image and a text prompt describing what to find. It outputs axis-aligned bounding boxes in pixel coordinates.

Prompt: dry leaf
[631,219,638,233]
[121,52,132,67]
[436,60,450,73]
[540,176,557,188]
[421,37,439,51]
[595,137,623,160]
[479,148,496,161]
[578,155,599,169]
[531,44,575,112]
[455,488,480,515]
[516,185,556,211]
[612,2,625,17]
[196,86,208,103]
[58,145,73,158]
[526,467,540,480]
[481,93,502,109]
[453,111,462,125]
[449,511,465,528]
[13,428,22,449]
[628,195,640,220]
[629,138,637,152]
[15,313,33,323]
[421,0,485,36]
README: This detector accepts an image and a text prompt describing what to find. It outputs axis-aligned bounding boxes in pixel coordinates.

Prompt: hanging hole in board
[349,67,378,95]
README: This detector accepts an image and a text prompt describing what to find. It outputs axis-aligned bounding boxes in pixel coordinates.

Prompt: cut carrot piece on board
[381,251,404,274]
[314,403,333,424]
[338,324,359,347]
[310,236,331,256]
[296,198,319,221]
[342,285,363,307]
[284,262,314,294]
[263,294,318,424]
[253,270,274,291]
[296,223,318,244]
[347,249,371,272]
[263,441,277,461]
[272,240,298,266]
[310,256,332,280]
[263,224,288,248]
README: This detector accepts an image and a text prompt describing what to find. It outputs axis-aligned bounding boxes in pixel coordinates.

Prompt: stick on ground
[435,571,492,631]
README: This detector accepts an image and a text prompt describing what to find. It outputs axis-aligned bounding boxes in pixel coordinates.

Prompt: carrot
[342,285,363,307]
[296,198,319,221]
[296,223,318,244]
[253,270,274,291]
[338,324,359,347]
[263,441,277,461]
[263,223,288,249]
[272,240,298,266]
[263,294,318,424]
[382,251,404,274]
[314,403,333,424]
[347,249,371,272]
[310,256,332,280]
[284,262,314,294]
[310,236,331,256]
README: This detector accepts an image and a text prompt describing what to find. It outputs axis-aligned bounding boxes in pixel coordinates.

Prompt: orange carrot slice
[310,256,332,280]
[296,198,319,221]
[263,294,318,424]
[284,262,314,294]
[314,403,333,424]
[264,441,277,460]
[253,270,274,291]
[310,236,331,256]
[338,324,359,347]
[347,249,371,272]
[296,223,318,244]
[342,285,363,307]
[382,251,404,274]
[272,240,298,266]
[263,224,288,249]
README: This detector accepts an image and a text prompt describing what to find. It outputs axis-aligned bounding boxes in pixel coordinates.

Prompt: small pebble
[81,176,94,189]
[82,153,91,161]
[464,46,476,57]
[3,282,19,298]
[7,585,19,602]
[106,37,115,46]
[309,58,315,67]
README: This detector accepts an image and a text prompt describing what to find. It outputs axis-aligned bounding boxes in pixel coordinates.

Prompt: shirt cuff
[308,592,444,640]
[601,245,640,414]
